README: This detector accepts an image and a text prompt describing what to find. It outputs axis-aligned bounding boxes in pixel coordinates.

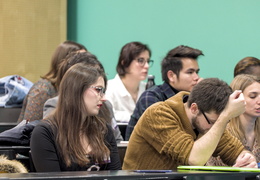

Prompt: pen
[134,170,172,173]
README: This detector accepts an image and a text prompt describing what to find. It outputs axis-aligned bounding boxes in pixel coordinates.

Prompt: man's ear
[190,103,199,115]
[167,70,177,84]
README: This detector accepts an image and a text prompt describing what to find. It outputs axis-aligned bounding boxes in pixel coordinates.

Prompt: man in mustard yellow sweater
[123,78,257,170]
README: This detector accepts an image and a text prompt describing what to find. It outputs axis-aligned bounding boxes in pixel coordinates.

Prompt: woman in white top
[106,42,153,122]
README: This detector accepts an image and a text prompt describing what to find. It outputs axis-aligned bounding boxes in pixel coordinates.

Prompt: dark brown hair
[161,45,203,83]
[41,40,87,88]
[50,63,109,167]
[234,57,260,77]
[55,51,105,91]
[187,78,232,114]
[116,41,151,76]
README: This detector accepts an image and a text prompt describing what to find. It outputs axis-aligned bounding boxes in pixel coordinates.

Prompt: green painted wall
[68,0,260,85]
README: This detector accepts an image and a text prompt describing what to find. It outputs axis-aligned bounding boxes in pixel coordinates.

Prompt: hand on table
[233,151,257,168]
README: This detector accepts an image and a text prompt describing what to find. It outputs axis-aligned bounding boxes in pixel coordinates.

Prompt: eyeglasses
[136,58,154,67]
[201,110,211,125]
[90,86,105,97]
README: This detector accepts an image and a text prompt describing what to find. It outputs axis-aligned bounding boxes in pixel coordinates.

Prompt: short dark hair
[234,57,260,77]
[116,42,151,76]
[161,45,203,83]
[187,78,232,114]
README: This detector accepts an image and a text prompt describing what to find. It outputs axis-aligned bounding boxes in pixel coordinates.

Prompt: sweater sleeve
[140,103,195,166]
[30,122,61,172]
[212,130,244,166]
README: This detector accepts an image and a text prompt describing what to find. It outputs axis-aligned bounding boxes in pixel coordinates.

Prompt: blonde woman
[207,74,260,166]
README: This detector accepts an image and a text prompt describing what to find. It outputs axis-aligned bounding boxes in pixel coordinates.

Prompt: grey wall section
[67,0,260,85]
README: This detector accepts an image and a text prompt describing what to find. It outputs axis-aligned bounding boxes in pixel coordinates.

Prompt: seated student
[123,78,257,170]
[30,63,121,172]
[105,42,152,122]
[18,40,87,122]
[234,57,260,77]
[207,74,260,166]
[42,51,123,143]
[125,45,203,140]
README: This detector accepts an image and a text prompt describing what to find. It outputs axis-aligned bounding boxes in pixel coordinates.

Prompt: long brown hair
[55,51,104,91]
[228,74,260,142]
[49,63,109,167]
[41,40,87,88]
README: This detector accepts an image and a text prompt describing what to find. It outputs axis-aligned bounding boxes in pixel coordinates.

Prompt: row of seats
[0,107,21,123]
[0,108,128,140]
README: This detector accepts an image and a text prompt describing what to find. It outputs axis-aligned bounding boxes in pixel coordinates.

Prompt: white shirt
[106,74,146,122]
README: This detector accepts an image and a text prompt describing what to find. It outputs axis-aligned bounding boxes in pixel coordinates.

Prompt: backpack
[0,120,41,146]
[0,75,33,108]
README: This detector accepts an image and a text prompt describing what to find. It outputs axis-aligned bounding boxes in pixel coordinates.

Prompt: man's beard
[192,116,208,135]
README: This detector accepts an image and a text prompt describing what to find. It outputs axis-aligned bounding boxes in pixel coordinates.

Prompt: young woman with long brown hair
[30,63,121,171]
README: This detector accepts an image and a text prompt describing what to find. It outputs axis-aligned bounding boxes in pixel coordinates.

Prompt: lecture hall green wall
[67,0,260,85]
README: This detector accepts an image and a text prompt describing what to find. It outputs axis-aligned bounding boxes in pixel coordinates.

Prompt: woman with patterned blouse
[17,41,87,122]
[207,74,260,166]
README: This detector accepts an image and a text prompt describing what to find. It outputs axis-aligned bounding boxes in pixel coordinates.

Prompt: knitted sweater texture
[123,91,244,170]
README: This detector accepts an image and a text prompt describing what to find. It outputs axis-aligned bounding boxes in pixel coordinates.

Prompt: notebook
[177,166,260,172]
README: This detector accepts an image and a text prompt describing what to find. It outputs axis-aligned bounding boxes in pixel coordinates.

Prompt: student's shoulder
[34,120,53,133]
[33,78,52,87]
[148,83,166,92]
[107,74,120,84]
[29,79,55,93]
[106,77,119,90]
[45,96,58,106]
[139,84,166,99]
